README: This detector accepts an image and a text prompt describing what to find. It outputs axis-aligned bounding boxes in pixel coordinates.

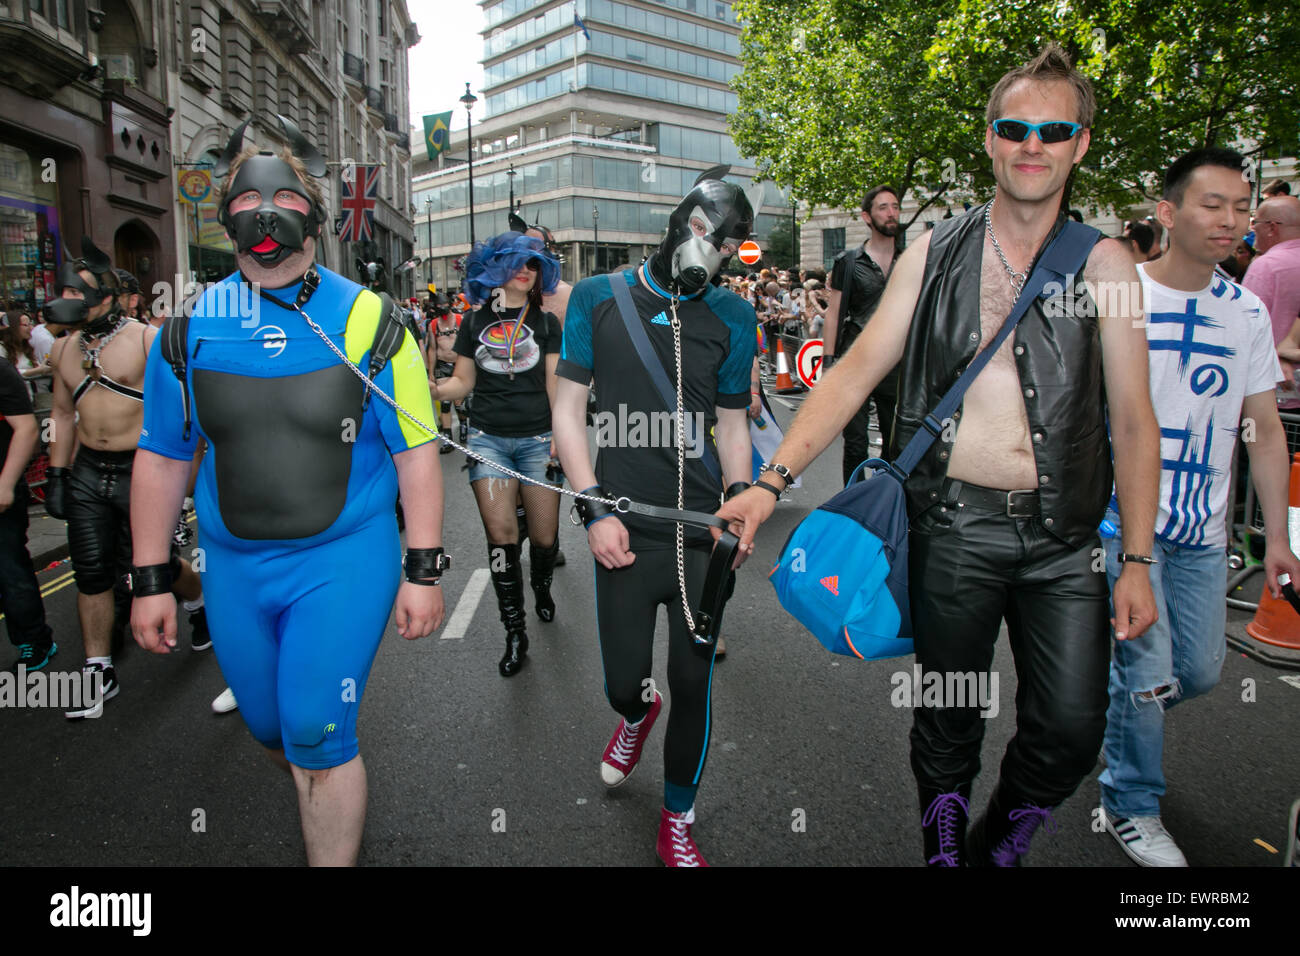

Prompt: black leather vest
[891,202,1109,547]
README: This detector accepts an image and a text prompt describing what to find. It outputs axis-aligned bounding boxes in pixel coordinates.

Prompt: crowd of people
[4,42,1299,870]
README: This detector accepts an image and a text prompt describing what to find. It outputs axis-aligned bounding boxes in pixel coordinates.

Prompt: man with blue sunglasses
[719,43,1161,867]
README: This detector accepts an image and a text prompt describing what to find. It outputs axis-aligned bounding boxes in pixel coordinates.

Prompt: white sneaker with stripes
[1104,809,1188,867]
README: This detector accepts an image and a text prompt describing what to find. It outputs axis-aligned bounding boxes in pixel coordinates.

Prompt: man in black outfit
[825,185,902,484]
[719,45,1161,867]
[0,356,55,673]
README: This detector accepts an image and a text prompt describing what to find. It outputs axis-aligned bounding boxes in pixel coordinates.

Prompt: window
[822,228,845,269]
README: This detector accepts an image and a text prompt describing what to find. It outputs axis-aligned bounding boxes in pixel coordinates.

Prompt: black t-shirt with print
[453,302,561,437]
[0,358,34,470]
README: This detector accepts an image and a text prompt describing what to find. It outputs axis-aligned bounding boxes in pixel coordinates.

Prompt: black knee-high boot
[529,539,560,622]
[489,543,529,677]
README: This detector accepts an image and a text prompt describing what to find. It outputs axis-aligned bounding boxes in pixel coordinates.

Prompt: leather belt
[576,494,740,646]
[945,479,1041,518]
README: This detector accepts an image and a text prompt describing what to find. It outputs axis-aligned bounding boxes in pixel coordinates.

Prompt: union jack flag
[338,165,378,243]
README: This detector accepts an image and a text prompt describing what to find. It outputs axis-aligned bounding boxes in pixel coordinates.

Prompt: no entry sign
[738,240,761,265]
[796,338,824,388]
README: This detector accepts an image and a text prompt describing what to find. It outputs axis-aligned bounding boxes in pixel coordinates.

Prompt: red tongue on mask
[251,236,279,254]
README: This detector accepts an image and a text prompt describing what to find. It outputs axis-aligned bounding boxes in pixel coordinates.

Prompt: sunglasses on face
[523,259,541,273]
[992,119,1084,144]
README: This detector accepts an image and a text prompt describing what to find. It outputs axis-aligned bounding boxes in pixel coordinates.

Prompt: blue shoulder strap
[890,219,1100,480]
[608,272,724,486]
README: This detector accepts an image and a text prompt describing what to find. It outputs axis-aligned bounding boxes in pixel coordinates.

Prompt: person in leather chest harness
[719,45,1162,866]
[130,115,446,866]
[43,238,208,719]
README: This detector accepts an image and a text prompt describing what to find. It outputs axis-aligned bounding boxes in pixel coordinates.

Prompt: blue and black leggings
[594,544,723,810]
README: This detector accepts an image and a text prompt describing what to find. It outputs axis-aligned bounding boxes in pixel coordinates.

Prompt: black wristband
[754,479,784,499]
[47,466,68,478]
[1118,553,1158,566]
[725,481,751,501]
[129,564,173,597]
[404,548,449,584]
[576,485,615,528]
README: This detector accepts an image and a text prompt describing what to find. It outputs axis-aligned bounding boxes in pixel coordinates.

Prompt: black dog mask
[215,115,327,266]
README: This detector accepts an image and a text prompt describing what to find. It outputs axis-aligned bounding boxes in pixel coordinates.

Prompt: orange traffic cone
[1245,453,1300,652]
[773,336,802,393]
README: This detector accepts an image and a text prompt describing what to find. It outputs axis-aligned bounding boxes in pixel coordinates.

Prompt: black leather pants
[907,496,1110,807]
[67,447,136,595]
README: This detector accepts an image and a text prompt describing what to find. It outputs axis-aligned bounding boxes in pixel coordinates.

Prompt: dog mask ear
[214,118,251,178]
[275,113,327,178]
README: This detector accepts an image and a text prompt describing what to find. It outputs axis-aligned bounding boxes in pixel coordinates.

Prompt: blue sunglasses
[992,119,1084,144]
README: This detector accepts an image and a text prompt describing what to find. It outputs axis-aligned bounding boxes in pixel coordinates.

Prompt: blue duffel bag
[768,219,1099,660]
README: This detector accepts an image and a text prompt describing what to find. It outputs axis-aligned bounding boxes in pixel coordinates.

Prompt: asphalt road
[2,394,1297,867]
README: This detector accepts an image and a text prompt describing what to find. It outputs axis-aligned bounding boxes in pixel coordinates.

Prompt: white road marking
[441,567,490,640]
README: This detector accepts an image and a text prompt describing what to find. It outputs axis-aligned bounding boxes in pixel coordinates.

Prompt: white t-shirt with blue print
[1136,263,1281,548]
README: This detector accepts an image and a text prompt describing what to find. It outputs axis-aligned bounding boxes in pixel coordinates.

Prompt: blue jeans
[466,428,553,484]
[1099,510,1227,817]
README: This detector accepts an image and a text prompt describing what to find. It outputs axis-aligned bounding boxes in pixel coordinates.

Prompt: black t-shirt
[0,358,34,470]
[830,244,899,390]
[829,245,891,329]
[453,302,561,437]
[558,268,756,548]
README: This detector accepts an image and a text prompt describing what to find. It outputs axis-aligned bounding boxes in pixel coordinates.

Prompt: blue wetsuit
[140,266,436,769]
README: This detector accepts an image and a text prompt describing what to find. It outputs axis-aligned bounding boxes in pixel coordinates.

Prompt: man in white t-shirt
[1101,147,1300,866]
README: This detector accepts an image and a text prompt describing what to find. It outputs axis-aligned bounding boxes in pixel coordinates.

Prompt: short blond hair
[985,43,1096,129]
[216,144,324,209]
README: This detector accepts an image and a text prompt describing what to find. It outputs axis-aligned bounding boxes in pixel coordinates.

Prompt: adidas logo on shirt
[820,575,839,596]
[650,311,670,326]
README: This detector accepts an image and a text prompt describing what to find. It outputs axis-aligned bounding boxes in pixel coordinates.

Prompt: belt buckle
[1005,489,1036,518]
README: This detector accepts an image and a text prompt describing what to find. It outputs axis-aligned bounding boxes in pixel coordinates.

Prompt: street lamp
[507,163,517,213]
[592,204,599,276]
[790,196,798,272]
[425,197,434,287]
[459,81,479,247]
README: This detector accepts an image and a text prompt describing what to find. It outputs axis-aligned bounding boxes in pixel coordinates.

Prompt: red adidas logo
[820,575,839,596]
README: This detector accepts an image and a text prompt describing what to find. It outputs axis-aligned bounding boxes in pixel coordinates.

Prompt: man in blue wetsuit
[130,116,446,866]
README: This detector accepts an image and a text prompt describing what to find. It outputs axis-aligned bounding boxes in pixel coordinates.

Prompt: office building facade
[412,0,792,294]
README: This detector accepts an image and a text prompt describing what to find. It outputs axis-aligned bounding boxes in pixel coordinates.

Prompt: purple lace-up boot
[921,791,971,867]
[968,785,1059,867]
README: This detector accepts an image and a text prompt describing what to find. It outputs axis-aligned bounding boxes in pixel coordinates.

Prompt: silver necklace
[984,201,1028,297]
[78,315,129,372]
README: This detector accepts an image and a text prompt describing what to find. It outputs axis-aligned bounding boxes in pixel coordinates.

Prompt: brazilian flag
[423,112,453,161]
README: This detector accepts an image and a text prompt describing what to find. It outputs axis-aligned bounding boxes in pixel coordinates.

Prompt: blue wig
[463,232,560,306]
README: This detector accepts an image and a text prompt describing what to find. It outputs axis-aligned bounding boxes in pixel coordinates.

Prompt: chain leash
[291,303,623,512]
[669,293,699,636]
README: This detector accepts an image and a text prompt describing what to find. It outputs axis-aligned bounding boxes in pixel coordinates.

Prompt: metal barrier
[1226,409,1300,611]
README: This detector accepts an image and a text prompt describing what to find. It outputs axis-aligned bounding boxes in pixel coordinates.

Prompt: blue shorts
[204,514,400,770]
[467,427,553,484]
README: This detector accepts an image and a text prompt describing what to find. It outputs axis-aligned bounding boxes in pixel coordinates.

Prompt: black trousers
[594,546,723,789]
[0,482,53,649]
[907,498,1111,807]
[837,321,897,485]
[66,447,135,595]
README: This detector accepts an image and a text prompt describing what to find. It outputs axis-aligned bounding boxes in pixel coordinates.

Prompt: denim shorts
[467,427,553,484]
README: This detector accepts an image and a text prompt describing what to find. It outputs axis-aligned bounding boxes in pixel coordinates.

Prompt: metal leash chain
[80,314,130,368]
[291,304,620,511]
[669,293,698,634]
[985,199,1027,297]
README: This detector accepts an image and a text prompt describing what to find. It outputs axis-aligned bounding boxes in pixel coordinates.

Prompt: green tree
[764,215,798,269]
[731,0,1300,217]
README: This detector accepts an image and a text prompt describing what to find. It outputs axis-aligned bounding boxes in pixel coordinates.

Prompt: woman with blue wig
[433,232,563,676]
